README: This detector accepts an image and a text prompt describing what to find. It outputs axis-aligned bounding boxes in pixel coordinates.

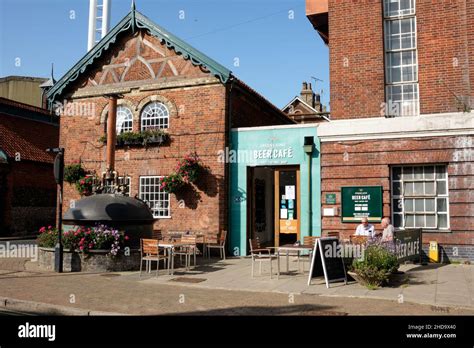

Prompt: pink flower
[39,227,46,233]
[124,235,129,241]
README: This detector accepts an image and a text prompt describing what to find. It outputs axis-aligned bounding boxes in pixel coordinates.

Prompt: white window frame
[139,176,171,219]
[385,50,418,84]
[384,17,417,52]
[383,0,419,117]
[140,102,169,130]
[391,165,450,230]
[383,0,416,18]
[386,83,420,116]
[116,106,134,134]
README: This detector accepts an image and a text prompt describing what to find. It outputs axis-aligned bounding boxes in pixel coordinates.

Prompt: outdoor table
[158,241,196,275]
[277,244,314,274]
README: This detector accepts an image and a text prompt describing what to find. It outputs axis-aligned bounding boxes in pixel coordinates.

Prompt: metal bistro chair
[140,239,168,277]
[206,230,227,260]
[249,238,279,279]
[173,234,197,271]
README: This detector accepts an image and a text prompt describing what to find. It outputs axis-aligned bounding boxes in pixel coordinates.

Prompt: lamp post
[47,147,64,273]
[303,137,314,237]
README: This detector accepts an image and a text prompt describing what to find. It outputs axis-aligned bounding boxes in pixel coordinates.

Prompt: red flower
[124,235,129,241]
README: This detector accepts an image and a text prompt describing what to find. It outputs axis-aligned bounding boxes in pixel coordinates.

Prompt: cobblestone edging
[38,247,141,272]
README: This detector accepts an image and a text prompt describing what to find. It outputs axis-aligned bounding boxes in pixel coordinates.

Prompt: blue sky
[0,0,329,109]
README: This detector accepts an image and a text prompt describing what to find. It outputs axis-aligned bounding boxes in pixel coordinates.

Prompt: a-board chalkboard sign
[307,237,347,288]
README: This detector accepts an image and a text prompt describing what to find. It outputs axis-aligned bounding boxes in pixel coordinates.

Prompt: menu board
[308,238,347,288]
[341,186,383,223]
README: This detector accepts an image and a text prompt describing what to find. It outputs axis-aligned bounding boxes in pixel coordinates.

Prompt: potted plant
[348,240,399,289]
[159,173,184,193]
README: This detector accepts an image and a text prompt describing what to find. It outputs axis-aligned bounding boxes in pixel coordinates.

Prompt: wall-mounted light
[304,136,314,154]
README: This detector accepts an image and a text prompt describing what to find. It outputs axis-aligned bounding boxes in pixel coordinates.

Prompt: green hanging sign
[341,186,383,223]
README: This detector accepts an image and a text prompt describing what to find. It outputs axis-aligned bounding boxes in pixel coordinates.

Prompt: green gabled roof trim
[46,9,232,107]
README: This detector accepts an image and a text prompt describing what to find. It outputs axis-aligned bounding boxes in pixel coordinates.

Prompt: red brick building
[0,97,59,236]
[46,8,292,241]
[307,0,474,261]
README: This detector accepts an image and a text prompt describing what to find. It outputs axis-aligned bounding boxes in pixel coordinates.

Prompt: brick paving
[0,256,472,315]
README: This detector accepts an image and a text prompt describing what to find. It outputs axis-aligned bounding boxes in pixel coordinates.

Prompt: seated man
[354,217,375,238]
[380,217,395,242]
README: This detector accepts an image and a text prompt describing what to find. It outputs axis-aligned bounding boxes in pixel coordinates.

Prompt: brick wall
[417,0,472,114]
[2,161,57,235]
[320,135,474,248]
[61,85,228,240]
[328,0,385,119]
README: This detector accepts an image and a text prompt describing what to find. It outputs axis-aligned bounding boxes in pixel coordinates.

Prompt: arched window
[140,102,169,130]
[116,106,133,133]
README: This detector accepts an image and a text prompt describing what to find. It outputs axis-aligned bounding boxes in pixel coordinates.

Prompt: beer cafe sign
[341,186,383,223]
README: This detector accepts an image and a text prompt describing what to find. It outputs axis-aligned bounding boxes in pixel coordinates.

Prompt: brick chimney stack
[301,81,321,111]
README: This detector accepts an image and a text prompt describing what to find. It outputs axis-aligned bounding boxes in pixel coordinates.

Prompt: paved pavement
[0,255,472,315]
[134,257,474,309]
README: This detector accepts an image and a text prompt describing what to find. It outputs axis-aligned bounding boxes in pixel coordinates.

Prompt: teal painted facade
[229,125,321,256]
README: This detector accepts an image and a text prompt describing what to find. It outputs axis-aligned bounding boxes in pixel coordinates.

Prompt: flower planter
[38,247,141,272]
[147,135,163,144]
[347,270,394,288]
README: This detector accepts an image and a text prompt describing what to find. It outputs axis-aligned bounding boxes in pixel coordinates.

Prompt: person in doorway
[380,217,395,242]
[354,217,375,238]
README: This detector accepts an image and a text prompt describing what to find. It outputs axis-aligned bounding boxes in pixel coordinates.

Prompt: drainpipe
[303,137,314,237]
[106,95,117,173]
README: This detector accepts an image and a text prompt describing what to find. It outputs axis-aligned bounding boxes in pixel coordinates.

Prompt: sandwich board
[307,237,347,288]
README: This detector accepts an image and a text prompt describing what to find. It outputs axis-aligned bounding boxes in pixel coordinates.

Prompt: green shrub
[351,244,399,288]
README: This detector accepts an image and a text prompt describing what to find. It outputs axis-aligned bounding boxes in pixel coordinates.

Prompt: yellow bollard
[429,241,439,263]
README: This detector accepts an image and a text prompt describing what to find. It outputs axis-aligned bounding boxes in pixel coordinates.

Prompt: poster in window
[255,179,266,232]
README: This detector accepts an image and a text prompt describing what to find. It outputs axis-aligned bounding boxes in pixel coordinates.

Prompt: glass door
[274,167,300,247]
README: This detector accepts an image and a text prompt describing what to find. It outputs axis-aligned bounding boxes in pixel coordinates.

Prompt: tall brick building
[46,8,292,241]
[307,0,474,261]
[0,97,59,236]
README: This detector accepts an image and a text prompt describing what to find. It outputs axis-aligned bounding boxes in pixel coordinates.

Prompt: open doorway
[247,166,300,251]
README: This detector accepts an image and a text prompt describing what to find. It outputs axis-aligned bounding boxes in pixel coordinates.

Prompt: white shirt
[382,224,395,242]
[355,223,375,237]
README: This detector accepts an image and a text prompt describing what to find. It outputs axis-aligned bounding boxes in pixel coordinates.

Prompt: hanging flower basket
[75,175,96,196]
[159,173,185,194]
[176,152,205,183]
[64,162,86,184]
